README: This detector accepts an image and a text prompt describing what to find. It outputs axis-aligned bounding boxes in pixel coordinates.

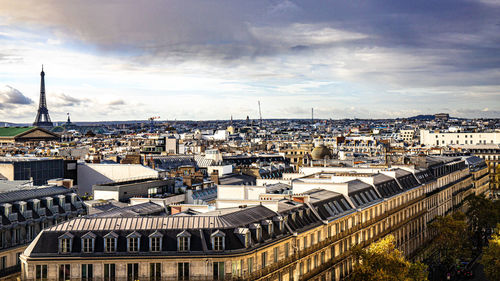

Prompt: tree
[349,235,428,281]
[465,195,500,247]
[480,223,500,281]
[428,212,472,268]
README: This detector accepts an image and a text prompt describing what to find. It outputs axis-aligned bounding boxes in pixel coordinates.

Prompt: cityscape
[1,1,500,281]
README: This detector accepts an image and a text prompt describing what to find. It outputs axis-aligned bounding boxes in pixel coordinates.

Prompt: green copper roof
[0,127,35,137]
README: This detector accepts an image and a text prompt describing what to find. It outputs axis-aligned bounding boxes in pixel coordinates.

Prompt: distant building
[0,157,64,186]
[76,163,159,196]
[420,129,500,147]
[165,136,179,154]
[434,113,449,121]
[0,127,59,144]
[92,178,175,202]
[399,129,415,142]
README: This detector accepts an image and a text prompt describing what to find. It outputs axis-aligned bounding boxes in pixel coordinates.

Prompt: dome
[311,145,332,160]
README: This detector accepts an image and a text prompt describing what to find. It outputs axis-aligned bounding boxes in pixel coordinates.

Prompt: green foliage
[481,224,500,281]
[466,195,500,239]
[349,235,428,281]
[428,212,472,267]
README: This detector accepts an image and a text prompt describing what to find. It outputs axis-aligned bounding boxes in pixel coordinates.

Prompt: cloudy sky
[0,0,499,122]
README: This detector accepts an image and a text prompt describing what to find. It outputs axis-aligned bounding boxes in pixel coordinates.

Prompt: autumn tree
[348,235,428,281]
[481,224,500,281]
[428,212,472,268]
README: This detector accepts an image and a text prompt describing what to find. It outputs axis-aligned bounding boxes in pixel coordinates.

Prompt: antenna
[258,101,262,127]
[311,108,314,123]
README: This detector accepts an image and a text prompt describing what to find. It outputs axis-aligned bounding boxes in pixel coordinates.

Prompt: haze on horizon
[0,0,499,123]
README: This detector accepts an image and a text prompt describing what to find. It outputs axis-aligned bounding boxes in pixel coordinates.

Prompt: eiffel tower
[33,65,53,128]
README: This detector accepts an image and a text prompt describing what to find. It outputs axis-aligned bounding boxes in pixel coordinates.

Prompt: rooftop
[0,126,35,137]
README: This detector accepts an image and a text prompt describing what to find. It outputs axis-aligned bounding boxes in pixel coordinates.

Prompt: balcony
[8,213,18,223]
[0,264,20,278]
[63,204,72,212]
[23,210,33,220]
[37,208,46,216]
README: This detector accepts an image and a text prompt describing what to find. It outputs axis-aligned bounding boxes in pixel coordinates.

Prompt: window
[149,231,163,252]
[274,247,279,263]
[150,263,161,281]
[261,252,267,269]
[12,228,20,244]
[256,226,262,241]
[247,257,254,273]
[127,233,140,252]
[127,263,139,281]
[81,264,93,281]
[232,260,242,277]
[0,257,5,270]
[244,232,250,248]
[284,242,290,258]
[59,237,72,253]
[104,232,118,253]
[211,230,225,251]
[27,225,35,241]
[177,230,191,252]
[178,262,189,281]
[82,239,92,253]
[213,262,225,280]
[36,265,48,281]
[59,264,71,281]
[104,264,116,281]
[81,232,96,253]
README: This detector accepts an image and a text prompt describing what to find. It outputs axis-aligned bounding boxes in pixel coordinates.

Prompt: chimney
[183,175,192,188]
[210,171,220,185]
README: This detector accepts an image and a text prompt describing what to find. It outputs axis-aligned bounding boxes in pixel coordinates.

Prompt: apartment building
[20,156,481,281]
[0,184,85,280]
[420,129,499,147]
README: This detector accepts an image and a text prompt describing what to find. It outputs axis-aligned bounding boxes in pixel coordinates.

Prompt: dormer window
[177,230,191,252]
[17,201,27,213]
[127,231,141,252]
[211,230,225,251]
[57,195,66,207]
[234,228,251,248]
[104,232,118,253]
[274,216,284,232]
[58,232,74,253]
[31,200,40,211]
[1,203,11,217]
[45,197,53,208]
[81,232,96,253]
[262,220,274,237]
[149,231,163,252]
[250,223,262,242]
